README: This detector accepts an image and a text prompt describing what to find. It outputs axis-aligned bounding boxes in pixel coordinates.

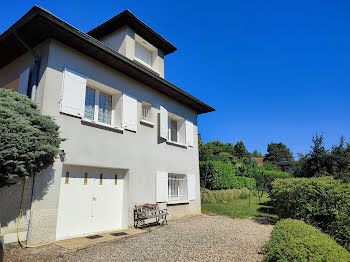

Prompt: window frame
[133,34,160,75]
[140,101,155,127]
[169,118,178,142]
[135,41,152,66]
[83,84,120,128]
[168,174,188,202]
[165,112,187,147]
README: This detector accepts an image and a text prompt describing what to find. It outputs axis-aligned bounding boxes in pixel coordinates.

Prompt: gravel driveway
[5,215,273,262]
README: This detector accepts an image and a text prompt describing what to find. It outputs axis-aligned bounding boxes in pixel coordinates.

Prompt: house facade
[0,7,214,244]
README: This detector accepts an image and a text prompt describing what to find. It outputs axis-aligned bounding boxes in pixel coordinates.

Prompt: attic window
[135,42,152,66]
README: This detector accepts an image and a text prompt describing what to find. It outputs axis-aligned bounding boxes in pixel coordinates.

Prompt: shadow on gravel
[252,216,278,225]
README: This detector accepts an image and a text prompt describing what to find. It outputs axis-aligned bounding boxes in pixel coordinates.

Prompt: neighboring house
[275,161,292,173]
[252,158,264,167]
[0,6,214,244]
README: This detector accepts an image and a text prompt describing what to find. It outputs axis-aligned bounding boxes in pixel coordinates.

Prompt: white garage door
[56,166,124,240]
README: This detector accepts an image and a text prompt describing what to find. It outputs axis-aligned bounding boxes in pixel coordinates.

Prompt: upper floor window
[169,118,178,142]
[141,102,152,121]
[135,42,152,66]
[84,87,113,125]
[159,106,195,147]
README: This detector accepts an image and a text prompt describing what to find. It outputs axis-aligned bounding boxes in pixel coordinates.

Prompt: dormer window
[135,42,152,66]
[133,35,160,75]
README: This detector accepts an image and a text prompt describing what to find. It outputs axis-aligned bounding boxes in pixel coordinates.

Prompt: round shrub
[264,219,350,262]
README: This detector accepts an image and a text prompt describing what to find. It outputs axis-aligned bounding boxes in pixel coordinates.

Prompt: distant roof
[252,158,264,167]
[88,10,177,55]
[0,6,214,114]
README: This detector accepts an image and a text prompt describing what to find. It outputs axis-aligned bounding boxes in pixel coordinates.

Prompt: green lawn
[201,194,277,219]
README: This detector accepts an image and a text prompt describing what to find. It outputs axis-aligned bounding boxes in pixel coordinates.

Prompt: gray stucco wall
[0,38,201,244]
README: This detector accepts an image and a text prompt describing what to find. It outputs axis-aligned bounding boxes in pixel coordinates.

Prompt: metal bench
[134,203,168,228]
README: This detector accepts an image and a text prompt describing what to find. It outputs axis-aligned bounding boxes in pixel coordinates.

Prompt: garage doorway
[56,166,126,240]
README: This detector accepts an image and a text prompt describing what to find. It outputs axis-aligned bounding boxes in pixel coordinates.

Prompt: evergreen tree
[233,141,250,158]
[0,89,63,187]
[252,149,264,158]
[265,142,293,163]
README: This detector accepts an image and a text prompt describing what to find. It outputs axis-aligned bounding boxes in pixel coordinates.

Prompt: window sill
[166,140,187,148]
[167,200,190,205]
[133,58,160,76]
[81,118,124,132]
[140,118,155,127]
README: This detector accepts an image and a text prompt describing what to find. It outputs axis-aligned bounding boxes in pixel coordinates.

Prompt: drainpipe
[12,29,40,101]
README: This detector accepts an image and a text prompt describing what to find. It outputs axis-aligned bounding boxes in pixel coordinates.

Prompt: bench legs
[134,216,167,229]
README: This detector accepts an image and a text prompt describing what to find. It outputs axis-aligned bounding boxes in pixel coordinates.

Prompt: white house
[0,6,214,244]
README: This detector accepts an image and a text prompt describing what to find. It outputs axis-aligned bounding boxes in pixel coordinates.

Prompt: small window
[135,42,152,66]
[168,174,187,201]
[99,174,103,185]
[84,173,88,185]
[115,174,118,185]
[65,172,69,184]
[141,102,152,121]
[170,119,178,142]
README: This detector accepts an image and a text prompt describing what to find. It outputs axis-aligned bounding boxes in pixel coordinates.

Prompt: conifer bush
[0,89,63,186]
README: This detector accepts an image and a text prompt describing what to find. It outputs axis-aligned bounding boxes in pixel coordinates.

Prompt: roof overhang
[0,6,214,114]
[87,10,177,55]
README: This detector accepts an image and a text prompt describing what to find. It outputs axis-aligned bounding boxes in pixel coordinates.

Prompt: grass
[201,190,277,219]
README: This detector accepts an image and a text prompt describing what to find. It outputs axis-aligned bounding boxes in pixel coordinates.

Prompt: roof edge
[0,6,214,114]
[87,9,177,55]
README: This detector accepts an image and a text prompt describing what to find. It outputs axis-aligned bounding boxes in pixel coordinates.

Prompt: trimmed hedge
[200,161,256,190]
[264,219,350,262]
[270,177,350,250]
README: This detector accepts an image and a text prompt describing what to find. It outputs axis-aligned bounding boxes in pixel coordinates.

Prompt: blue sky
[1,1,349,157]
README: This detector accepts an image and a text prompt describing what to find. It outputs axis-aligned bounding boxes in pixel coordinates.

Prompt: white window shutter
[122,93,137,132]
[18,68,30,96]
[160,106,168,139]
[186,120,194,147]
[156,171,168,203]
[187,174,196,201]
[60,68,86,117]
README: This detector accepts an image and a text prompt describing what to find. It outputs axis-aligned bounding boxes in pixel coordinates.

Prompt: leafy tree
[265,142,293,163]
[0,89,63,187]
[222,142,235,156]
[217,152,234,163]
[252,149,264,158]
[205,140,224,157]
[233,141,250,158]
[198,135,209,161]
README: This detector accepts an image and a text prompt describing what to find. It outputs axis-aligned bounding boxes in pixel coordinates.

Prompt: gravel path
[5,215,273,262]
